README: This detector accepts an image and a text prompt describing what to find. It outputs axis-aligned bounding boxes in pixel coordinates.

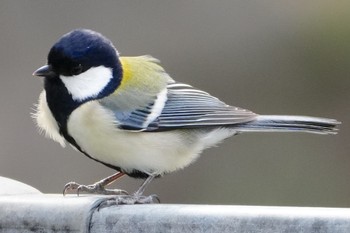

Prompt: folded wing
[101,82,257,131]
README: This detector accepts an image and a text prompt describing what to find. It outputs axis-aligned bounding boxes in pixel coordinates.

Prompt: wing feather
[151,83,256,129]
[102,81,257,131]
[99,56,256,131]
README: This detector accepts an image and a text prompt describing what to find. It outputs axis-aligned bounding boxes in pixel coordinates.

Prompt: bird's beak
[33,65,56,77]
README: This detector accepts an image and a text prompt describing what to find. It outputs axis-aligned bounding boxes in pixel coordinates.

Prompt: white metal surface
[1,177,350,233]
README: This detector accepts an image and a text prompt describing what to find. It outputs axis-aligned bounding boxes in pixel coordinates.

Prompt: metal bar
[92,204,350,233]
[1,177,350,233]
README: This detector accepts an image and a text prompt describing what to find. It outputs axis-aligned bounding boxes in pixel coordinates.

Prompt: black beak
[33,65,56,77]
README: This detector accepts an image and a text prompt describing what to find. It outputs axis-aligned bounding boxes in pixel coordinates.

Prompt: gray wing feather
[155,83,256,129]
[101,83,257,131]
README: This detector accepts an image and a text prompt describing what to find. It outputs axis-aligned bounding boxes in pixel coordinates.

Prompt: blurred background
[0,1,349,207]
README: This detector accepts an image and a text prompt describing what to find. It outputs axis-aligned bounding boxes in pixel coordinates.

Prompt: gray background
[0,1,349,206]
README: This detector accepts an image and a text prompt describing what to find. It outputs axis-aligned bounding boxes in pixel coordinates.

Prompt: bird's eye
[71,64,83,75]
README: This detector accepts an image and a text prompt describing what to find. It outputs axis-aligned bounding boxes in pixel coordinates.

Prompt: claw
[116,194,160,205]
[62,173,158,205]
[97,174,160,207]
[97,194,160,209]
[63,181,128,196]
[63,182,80,196]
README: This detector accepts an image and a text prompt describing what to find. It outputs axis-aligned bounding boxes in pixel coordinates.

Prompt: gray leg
[63,172,128,196]
[99,174,160,207]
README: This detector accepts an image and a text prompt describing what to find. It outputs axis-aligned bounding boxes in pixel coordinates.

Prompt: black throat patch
[44,76,81,140]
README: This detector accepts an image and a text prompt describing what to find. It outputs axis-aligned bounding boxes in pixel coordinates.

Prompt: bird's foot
[63,181,128,196]
[115,194,160,204]
[98,194,160,209]
[98,174,160,207]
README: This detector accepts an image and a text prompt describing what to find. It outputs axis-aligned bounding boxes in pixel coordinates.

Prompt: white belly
[67,101,209,175]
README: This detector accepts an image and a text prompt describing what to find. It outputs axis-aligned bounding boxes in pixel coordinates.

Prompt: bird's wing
[99,56,257,131]
[154,83,257,130]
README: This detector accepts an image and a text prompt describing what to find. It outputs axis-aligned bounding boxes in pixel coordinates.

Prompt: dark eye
[71,64,83,75]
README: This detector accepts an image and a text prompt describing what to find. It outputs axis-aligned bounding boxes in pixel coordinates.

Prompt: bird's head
[33,29,122,102]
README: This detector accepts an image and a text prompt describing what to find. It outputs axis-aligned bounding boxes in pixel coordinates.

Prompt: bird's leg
[116,174,159,204]
[99,174,160,207]
[63,172,128,196]
[133,174,156,197]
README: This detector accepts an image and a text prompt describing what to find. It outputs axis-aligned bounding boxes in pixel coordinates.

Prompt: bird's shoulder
[100,56,172,111]
[118,55,173,95]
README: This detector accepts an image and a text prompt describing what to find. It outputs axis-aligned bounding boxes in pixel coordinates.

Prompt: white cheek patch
[60,66,113,101]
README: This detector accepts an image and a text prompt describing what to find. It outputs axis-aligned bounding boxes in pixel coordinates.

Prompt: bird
[32,29,340,204]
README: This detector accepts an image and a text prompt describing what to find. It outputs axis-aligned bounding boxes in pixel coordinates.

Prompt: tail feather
[235,115,340,135]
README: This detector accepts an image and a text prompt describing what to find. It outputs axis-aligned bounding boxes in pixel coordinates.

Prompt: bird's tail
[235,115,340,135]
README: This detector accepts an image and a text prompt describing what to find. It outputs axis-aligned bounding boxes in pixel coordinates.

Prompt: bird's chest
[66,101,150,172]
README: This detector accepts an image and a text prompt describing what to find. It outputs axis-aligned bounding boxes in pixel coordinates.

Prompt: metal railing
[1,176,350,233]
